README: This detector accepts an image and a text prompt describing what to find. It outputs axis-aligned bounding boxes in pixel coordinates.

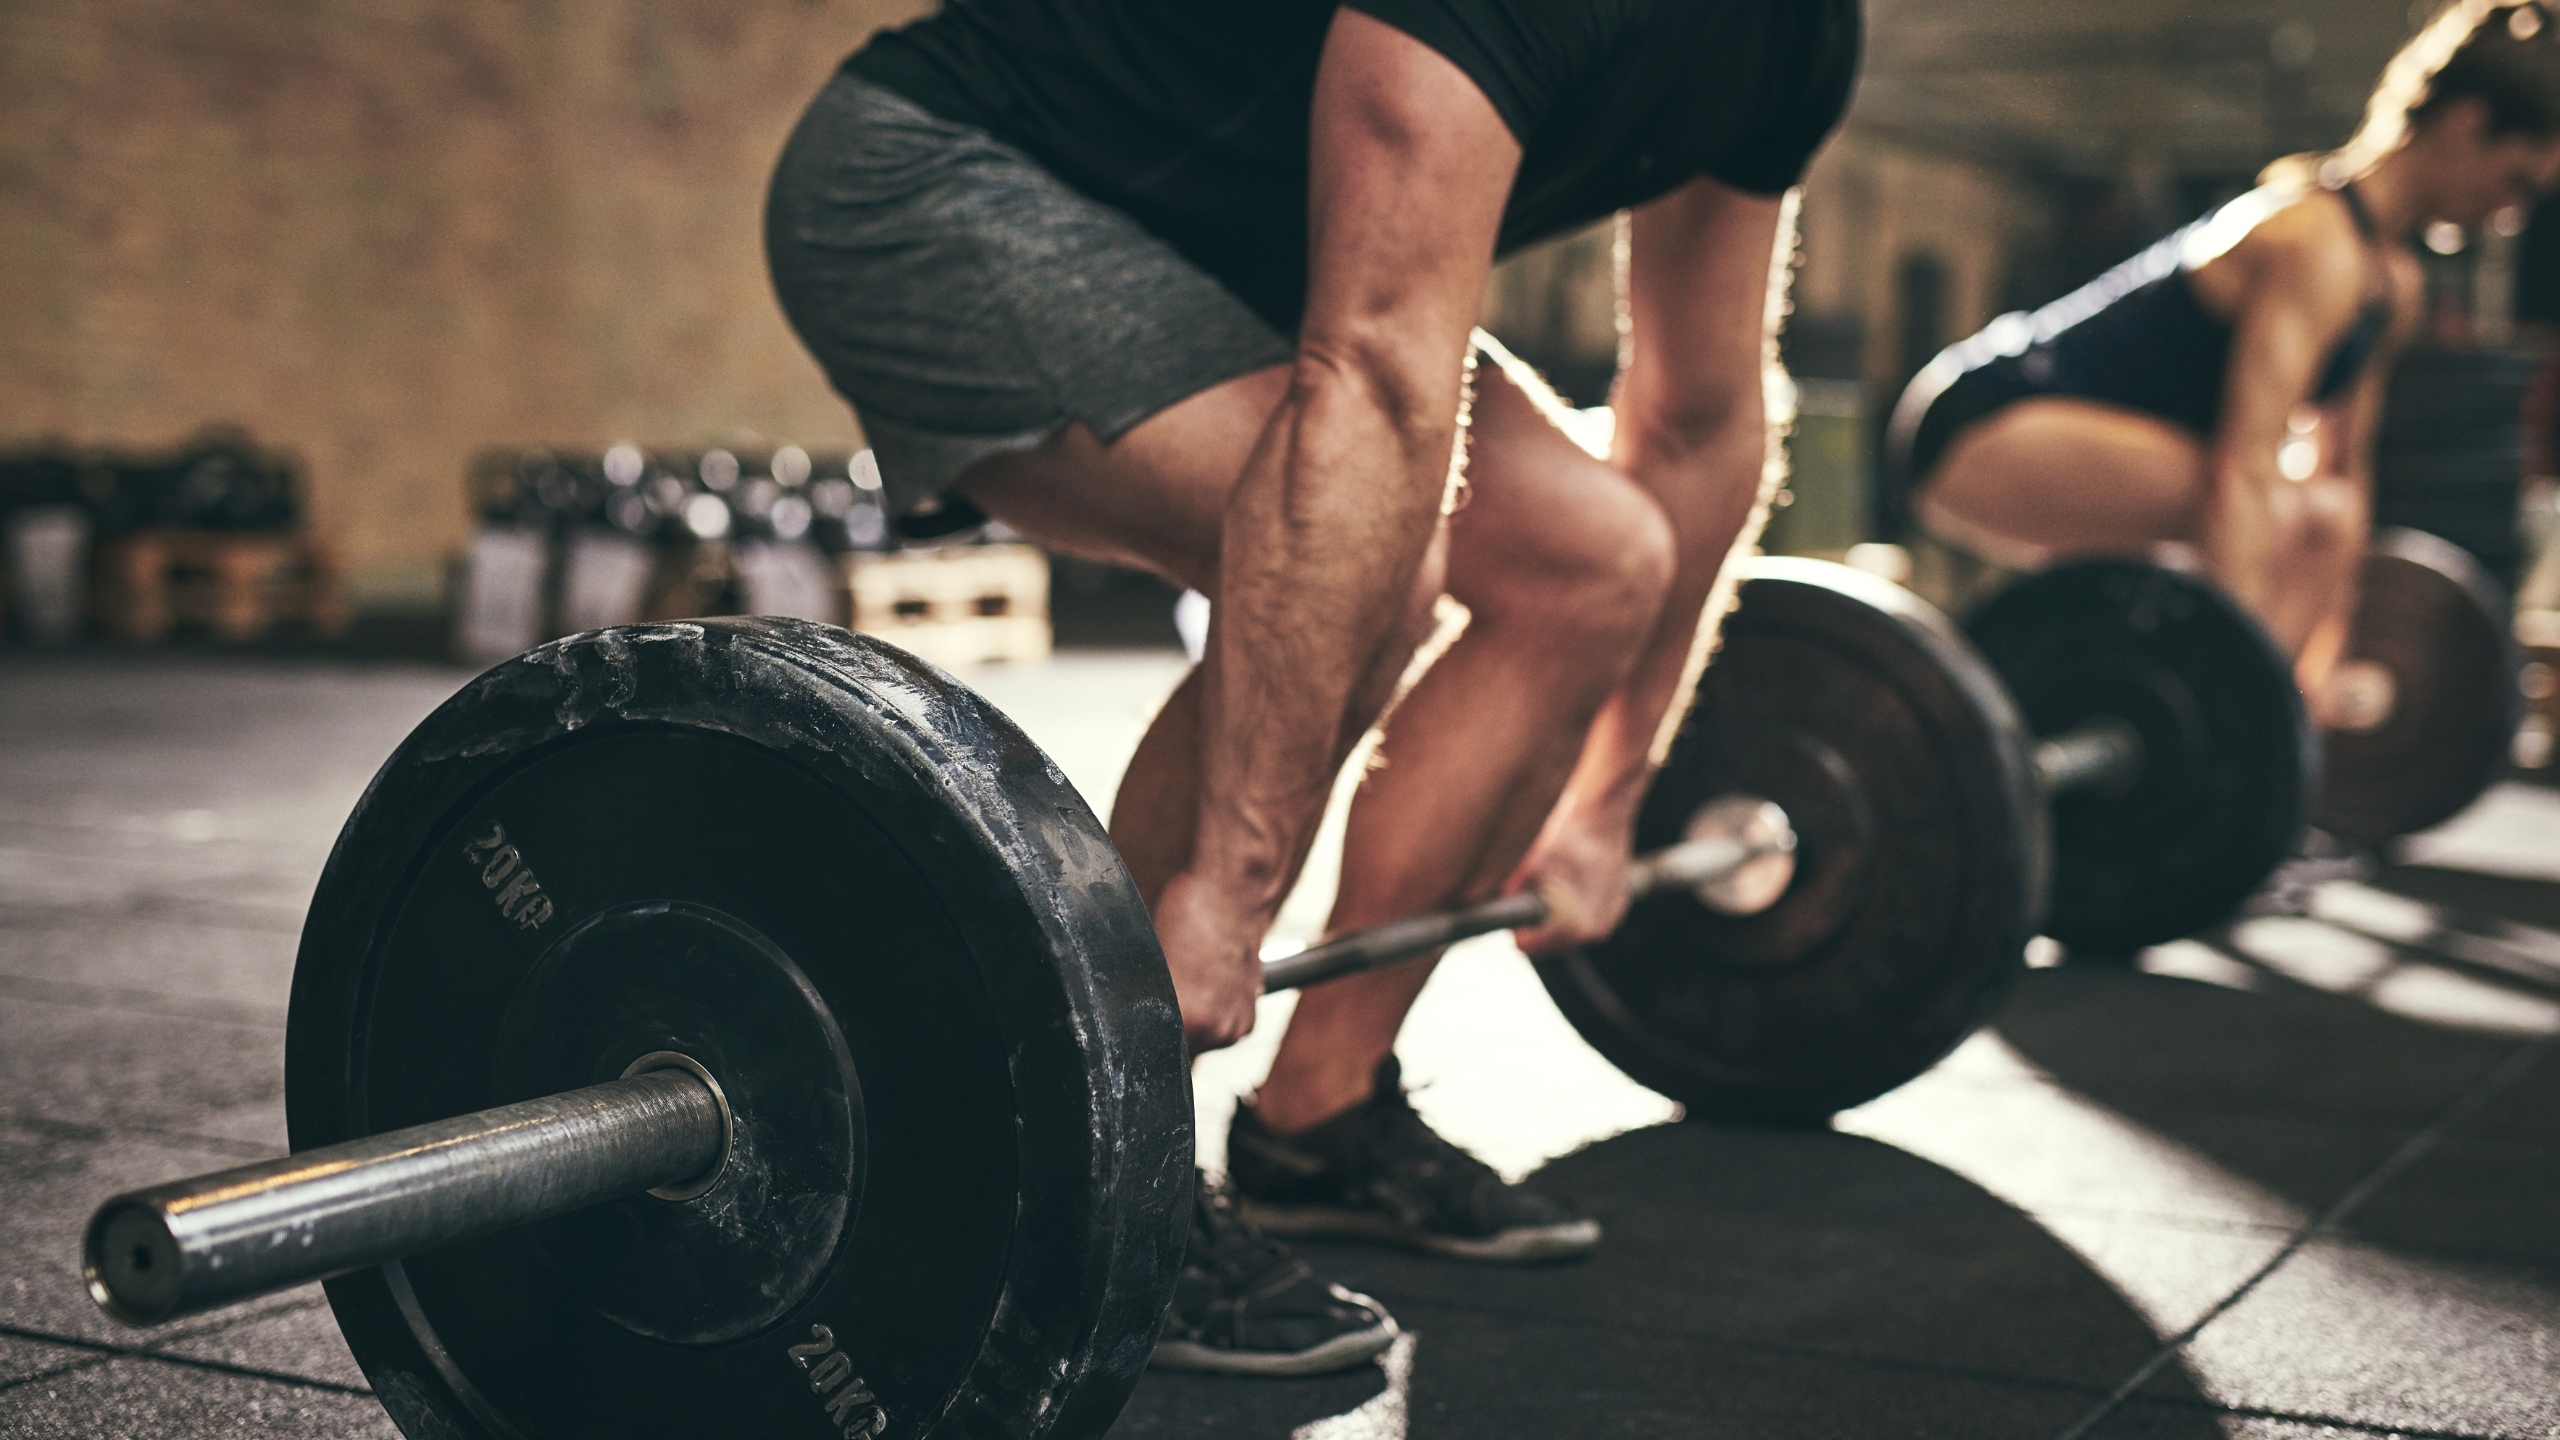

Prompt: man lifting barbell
[1888,0,2560,723]
[767,0,1857,1376]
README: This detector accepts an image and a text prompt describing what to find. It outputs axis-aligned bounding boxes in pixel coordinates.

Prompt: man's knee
[1598,494,1679,622]
[1475,479,1677,648]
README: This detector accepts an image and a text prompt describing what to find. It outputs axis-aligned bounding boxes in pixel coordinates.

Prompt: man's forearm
[1189,359,1458,916]
[1554,422,1776,829]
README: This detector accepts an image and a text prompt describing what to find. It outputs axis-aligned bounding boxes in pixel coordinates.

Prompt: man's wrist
[1171,842,1293,925]
[1554,770,1648,841]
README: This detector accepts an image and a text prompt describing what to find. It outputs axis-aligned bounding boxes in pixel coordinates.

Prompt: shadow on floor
[1112,1122,2217,1438]
[1997,946,2560,1274]
[2376,861,2560,934]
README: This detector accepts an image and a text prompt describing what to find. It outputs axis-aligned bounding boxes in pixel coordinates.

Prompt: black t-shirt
[845,0,1860,330]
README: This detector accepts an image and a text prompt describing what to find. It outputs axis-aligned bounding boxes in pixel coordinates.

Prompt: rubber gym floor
[2,648,2553,1440]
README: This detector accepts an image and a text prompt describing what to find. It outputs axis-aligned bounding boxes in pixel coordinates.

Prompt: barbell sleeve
[1260,806,1794,994]
[2031,717,2146,797]
[1627,826,1772,900]
[85,1067,727,1327]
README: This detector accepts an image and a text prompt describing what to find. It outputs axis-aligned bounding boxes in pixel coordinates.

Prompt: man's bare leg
[1253,368,1677,1132]
[1103,557,1445,908]
[952,364,1446,917]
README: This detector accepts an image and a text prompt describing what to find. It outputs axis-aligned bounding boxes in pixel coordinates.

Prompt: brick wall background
[0,0,924,611]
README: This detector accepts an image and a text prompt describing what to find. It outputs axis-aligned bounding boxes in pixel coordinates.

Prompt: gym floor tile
[0,989,287,1147]
[2395,784,2560,884]
[0,1331,93,1385]
[2144,1236,2560,1438]
[1277,1123,2190,1396]
[1993,965,2538,1127]
[0,1299,365,1400]
[2217,916,2560,1038]
[2015,1101,2527,1242]
[2377,860,2560,934]
[2084,1402,2513,1438]
[1849,1035,2319,1237]
[2332,1133,2560,1269]
[0,961,291,1031]
[1115,1304,2193,1440]
[0,1356,397,1440]
[0,653,465,745]
[2018,1218,2293,1342]
[0,836,323,930]
[135,1297,372,1393]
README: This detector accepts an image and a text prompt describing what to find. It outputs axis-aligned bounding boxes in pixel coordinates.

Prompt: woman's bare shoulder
[2194,182,2369,314]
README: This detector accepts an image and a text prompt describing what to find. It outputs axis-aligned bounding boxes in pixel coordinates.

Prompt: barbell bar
[1275,695,2144,998]
[1260,795,1800,992]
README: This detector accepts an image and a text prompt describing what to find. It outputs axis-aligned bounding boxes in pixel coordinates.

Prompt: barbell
[79,556,2311,1440]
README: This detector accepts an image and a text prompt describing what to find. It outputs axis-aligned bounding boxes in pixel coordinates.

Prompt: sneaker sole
[1150,1317,1400,1377]
[1237,1202,1602,1263]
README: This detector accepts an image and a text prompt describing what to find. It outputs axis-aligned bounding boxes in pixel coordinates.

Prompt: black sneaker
[1152,1170,1399,1377]
[1227,1056,1601,1263]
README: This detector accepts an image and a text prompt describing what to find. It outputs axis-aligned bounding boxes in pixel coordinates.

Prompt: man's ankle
[1249,1067,1379,1136]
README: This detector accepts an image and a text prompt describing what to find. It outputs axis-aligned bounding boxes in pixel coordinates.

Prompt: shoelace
[1192,1182,1300,1284]
[1368,1086,1503,1192]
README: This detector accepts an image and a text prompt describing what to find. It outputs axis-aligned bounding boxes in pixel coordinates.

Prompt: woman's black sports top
[1890,184,2397,488]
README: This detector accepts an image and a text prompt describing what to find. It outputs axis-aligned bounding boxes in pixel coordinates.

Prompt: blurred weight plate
[1538,558,2042,1125]
[1968,561,2312,953]
[2312,528,2521,846]
[285,620,1187,1440]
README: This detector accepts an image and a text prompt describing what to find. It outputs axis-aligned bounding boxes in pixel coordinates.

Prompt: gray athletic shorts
[766,74,1294,521]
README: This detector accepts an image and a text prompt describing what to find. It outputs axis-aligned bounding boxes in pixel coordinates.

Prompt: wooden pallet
[843,544,1051,669]
[95,528,349,644]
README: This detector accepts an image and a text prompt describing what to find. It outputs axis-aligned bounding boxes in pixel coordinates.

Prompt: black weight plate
[492,900,863,1346]
[285,621,1188,1440]
[1967,561,2312,952]
[2312,528,2522,846]
[1537,558,2042,1125]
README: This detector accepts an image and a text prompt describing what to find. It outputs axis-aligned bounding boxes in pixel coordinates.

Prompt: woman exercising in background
[1890,0,2560,716]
